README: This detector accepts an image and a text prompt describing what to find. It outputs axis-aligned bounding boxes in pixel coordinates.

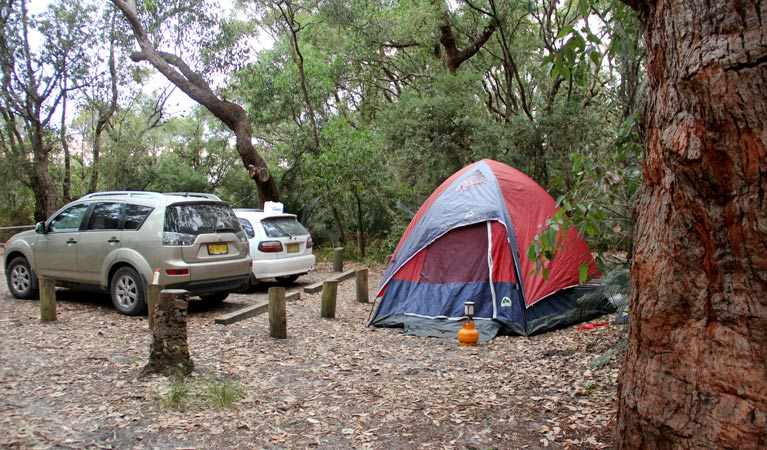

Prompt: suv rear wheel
[200,292,229,303]
[6,256,38,299]
[111,267,146,316]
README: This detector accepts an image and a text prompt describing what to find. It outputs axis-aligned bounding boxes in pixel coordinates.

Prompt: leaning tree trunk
[617,1,767,448]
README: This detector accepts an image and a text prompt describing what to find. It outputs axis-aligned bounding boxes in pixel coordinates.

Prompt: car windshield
[261,217,308,238]
[164,203,241,236]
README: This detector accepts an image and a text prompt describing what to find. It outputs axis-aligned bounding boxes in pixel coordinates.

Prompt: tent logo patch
[455,170,487,192]
[501,297,512,307]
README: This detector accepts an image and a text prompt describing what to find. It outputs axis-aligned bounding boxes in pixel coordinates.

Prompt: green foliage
[543,23,603,81]
[381,73,504,192]
[528,112,642,281]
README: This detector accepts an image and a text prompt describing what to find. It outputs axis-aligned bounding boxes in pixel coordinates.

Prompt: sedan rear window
[238,218,255,238]
[261,217,309,238]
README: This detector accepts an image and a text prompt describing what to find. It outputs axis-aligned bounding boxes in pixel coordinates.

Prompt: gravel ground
[0,257,623,449]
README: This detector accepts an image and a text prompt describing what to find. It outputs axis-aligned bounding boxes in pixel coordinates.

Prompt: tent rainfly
[369,159,613,340]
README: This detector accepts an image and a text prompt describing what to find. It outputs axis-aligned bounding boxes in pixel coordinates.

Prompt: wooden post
[39,277,56,322]
[320,280,338,319]
[355,269,369,303]
[269,287,287,339]
[142,289,193,378]
[333,247,344,272]
[147,284,161,329]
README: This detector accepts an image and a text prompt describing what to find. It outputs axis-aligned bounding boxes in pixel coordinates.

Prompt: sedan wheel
[111,267,146,316]
[275,274,300,285]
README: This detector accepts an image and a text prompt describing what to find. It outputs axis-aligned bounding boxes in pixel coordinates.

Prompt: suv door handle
[107,237,120,243]
[66,238,77,244]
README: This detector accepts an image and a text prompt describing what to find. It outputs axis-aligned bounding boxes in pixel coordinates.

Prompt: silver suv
[4,191,251,315]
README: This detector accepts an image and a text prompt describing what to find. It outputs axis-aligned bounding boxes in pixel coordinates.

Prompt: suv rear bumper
[165,274,249,297]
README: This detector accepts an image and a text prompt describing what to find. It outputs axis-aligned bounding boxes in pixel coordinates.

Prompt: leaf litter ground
[0,260,624,449]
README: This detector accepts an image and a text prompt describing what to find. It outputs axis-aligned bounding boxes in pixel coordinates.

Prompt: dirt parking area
[0,258,623,449]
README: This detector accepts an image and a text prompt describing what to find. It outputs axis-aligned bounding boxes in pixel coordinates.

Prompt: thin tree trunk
[276,1,320,152]
[331,204,346,246]
[60,85,71,203]
[353,187,365,258]
[89,11,120,194]
[616,0,767,448]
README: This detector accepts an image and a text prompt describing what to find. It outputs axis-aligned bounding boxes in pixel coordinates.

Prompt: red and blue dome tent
[369,159,611,340]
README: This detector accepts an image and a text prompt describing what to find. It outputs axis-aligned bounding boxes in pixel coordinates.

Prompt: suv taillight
[258,241,283,252]
[307,236,313,249]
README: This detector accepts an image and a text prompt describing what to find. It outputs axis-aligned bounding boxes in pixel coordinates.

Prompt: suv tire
[6,256,38,299]
[111,267,147,316]
[200,292,229,303]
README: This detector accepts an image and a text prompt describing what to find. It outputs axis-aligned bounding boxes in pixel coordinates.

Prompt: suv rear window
[261,217,309,238]
[164,203,241,235]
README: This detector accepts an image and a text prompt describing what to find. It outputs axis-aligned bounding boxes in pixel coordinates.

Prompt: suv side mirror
[35,222,47,234]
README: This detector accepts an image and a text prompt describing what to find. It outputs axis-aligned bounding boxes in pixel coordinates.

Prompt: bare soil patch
[0,259,623,449]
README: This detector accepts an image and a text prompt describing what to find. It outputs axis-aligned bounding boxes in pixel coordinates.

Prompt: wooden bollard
[147,284,161,329]
[269,287,287,339]
[333,247,344,272]
[320,280,338,319]
[39,277,56,322]
[143,289,193,378]
[356,269,369,303]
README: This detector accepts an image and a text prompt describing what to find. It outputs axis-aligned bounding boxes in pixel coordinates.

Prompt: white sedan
[234,208,315,286]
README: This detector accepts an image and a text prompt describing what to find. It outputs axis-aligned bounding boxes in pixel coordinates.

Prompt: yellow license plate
[208,243,229,255]
[286,243,300,253]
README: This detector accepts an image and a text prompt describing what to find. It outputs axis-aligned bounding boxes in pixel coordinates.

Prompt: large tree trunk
[616,1,767,448]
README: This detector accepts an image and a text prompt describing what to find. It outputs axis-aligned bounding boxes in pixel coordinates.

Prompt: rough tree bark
[110,0,280,205]
[617,0,767,448]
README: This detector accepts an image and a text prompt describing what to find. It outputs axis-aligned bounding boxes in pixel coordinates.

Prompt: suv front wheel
[111,267,147,316]
[6,256,38,299]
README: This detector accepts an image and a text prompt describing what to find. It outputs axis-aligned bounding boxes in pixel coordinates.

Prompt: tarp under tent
[369,159,613,340]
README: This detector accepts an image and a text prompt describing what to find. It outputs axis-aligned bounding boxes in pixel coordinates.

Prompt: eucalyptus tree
[0,0,95,220]
[616,0,767,446]
[110,0,280,205]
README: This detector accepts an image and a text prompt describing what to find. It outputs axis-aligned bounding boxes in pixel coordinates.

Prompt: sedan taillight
[258,241,283,252]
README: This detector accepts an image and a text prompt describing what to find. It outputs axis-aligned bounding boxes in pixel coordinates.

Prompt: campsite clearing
[0,260,623,449]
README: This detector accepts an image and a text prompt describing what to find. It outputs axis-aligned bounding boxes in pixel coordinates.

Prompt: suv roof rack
[80,191,222,201]
[81,191,165,200]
